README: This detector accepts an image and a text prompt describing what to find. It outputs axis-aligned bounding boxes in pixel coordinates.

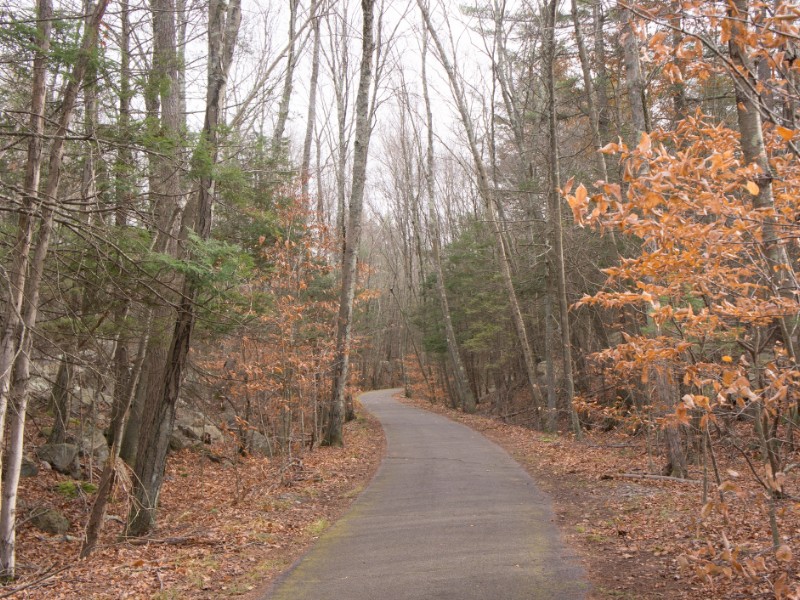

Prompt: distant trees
[0,0,386,578]
[3,0,800,591]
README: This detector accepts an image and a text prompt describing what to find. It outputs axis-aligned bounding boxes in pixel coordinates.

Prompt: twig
[0,564,71,598]
[613,473,703,485]
[123,535,215,547]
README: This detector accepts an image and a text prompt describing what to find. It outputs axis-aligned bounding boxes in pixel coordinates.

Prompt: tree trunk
[326,0,376,447]
[421,26,475,413]
[571,0,607,181]
[127,0,241,536]
[271,0,299,159]
[301,0,321,203]
[729,0,798,361]
[81,311,150,557]
[621,6,649,138]
[417,0,544,427]
[592,0,612,147]
[546,0,581,437]
[545,257,557,431]
[47,356,72,445]
[0,0,52,479]
[119,0,185,465]
[0,0,110,577]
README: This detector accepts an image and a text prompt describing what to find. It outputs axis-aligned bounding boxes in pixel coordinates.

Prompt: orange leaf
[776,545,792,562]
[746,180,760,195]
[599,142,619,154]
[775,125,796,141]
[562,176,575,196]
[637,132,652,154]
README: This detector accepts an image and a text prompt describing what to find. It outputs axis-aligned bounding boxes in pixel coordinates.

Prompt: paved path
[265,389,587,599]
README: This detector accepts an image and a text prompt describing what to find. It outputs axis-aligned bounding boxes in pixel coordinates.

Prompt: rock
[37,443,80,477]
[174,407,223,445]
[248,431,273,456]
[30,508,70,534]
[79,428,109,464]
[169,431,190,452]
[21,454,38,478]
[166,407,226,453]
[27,376,52,400]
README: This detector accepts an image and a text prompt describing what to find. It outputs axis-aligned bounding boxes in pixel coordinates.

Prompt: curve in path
[264,389,588,599]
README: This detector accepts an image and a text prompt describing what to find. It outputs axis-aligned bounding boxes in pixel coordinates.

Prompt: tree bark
[421,27,475,413]
[620,5,649,138]
[729,0,798,361]
[272,0,299,159]
[0,0,52,479]
[545,0,581,437]
[592,0,612,147]
[127,0,241,536]
[47,356,72,445]
[571,0,607,180]
[0,0,110,577]
[301,0,321,204]
[418,0,544,426]
[326,0,376,446]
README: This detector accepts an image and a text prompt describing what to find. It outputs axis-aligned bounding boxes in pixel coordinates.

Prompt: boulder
[79,428,109,464]
[248,431,273,456]
[36,443,80,477]
[21,454,38,478]
[174,407,223,445]
[30,508,70,534]
[169,431,190,452]
[27,376,52,400]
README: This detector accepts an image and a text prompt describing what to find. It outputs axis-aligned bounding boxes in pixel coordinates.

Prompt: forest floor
[399,394,800,600]
[2,409,384,599]
[5,391,800,599]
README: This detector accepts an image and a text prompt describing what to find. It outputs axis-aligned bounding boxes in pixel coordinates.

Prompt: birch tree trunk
[0,0,52,479]
[326,0,376,446]
[0,0,110,576]
[421,28,475,412]
[417,0,544,426]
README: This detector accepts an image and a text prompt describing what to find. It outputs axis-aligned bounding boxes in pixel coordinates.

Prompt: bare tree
[326,0,377,446]
[417,0,545,425]
[301,0,323,204]
[127,0,242,536]
[0,0,111,576]
[544,0,580,436]
[272,0,300,159]
[420,26,475,412]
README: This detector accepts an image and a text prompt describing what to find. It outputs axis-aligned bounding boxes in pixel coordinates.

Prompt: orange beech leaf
[774,572,789,600]
[562,176,575,196]
[637,132,652,154]
[746,180,760,195]
[599,141,619,154]
[566,184,589,226]
[649,30,668,48]
[775,125,796,141]
[775,544,792,562]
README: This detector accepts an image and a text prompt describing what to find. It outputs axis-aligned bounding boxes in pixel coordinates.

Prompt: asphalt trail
[264,388,587,599]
